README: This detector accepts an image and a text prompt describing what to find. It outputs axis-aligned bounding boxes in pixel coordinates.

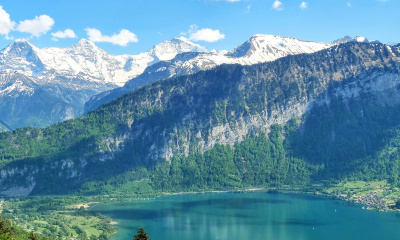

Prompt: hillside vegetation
[0,42,400,196]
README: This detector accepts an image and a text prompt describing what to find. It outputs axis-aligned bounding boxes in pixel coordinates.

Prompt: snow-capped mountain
[85,34,335,112]
[0,37,206,87]
[144,36,208,62]
[0,39,45,77]
[0,69,116,129]
[163,34,334,74]
[0,37,206,129]
[332,35,381,44]
[0,33,385,130]
[226,34,333,61]
[0,70,37,97]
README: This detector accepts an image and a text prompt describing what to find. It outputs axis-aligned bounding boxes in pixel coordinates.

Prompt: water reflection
[93,192,400,240]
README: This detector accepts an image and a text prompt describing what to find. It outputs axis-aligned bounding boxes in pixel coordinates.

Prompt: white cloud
[347,2,351,7]
[85,28,138,46]
[0,6,15,37]
[16,15,54,37]
[272,0,283,11]
[182,25,225,42]
[51,29,77,41]
[180,24,196,36]
[299,2,308,9]
[189,28,225,42]
[245,4,252,13]
[377,0,389,2]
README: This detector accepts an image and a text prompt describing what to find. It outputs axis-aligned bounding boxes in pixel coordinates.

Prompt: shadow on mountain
[288,69,400,180]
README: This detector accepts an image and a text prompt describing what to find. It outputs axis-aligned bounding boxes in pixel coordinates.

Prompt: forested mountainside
[0,42,400,197]
[0,217,52,240]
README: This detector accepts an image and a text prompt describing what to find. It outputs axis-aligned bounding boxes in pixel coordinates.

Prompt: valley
[1,36,400,239]
[1,0,400,239]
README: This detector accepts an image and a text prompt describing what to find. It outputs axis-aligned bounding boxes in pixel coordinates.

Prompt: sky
[0,0,398,55]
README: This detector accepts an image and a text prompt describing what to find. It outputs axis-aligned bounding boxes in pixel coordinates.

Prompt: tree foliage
[133,228,151,240]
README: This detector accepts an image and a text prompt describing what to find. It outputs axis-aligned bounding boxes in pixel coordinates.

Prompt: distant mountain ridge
[85,34,334,112]
[332,35,381,44]
[0,37,207,86]
[0,37,208,129]
[0,34,383,130]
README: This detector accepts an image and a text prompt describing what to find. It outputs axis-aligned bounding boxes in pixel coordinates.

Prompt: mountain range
[0,34,391,131]
[0,40,399,196]
[84,34,335,112]
[0,37,207,129]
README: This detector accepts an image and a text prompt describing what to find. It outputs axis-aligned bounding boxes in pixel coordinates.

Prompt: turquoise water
[93,192,400,240]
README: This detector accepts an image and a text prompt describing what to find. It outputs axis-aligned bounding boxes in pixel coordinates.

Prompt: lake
[92,192,400,240]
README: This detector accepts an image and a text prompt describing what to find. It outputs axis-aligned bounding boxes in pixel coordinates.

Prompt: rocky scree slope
[0,42,399,196]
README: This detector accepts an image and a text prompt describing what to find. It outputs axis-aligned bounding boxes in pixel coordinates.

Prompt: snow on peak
[332,35,353,44]
[226,34,333,62]
[211,49,228,55]
[13,38,31,44]
[0,36,211,87]
[354,36,365,42]
[1,39,37,55]
[67,39,103,54]
[332,35,381,44]
[0,39,45,77]
[148,37,208,62]
[388,42,399,46]
[77,38,96,45]
[3,33,387,91]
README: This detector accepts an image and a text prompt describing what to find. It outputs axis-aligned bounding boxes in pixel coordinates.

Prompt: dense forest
[0,217,53,240]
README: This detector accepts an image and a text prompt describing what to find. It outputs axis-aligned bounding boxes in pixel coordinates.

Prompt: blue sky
[0,0,398,55]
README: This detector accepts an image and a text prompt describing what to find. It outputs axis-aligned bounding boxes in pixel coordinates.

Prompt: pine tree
[28,231,38,240]
[133,228,151,240]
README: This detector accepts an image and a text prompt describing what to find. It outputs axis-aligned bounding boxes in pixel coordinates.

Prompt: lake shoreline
[93,189,400,240]
[3,182,398,240]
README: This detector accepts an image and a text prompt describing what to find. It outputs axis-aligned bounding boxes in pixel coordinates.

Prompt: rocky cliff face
[129,43,400,161]
[1,42,400,196]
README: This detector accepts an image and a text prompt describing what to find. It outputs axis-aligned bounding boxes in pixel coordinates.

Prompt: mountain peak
[75,38,98,48]
[226,34,332,59]
[2,39,35,53]
[147,37,208,62]
[332,35,353,44]
[354,36,369,43]
[66,38,103,56]
[14,38,31,44]
[0,38,40,61]
[332,35,381,44]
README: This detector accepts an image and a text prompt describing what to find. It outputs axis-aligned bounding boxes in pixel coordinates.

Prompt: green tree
[394,199,400,209]
[133,228,151,240]
[28,231,38,240]
[0,221,12,240]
